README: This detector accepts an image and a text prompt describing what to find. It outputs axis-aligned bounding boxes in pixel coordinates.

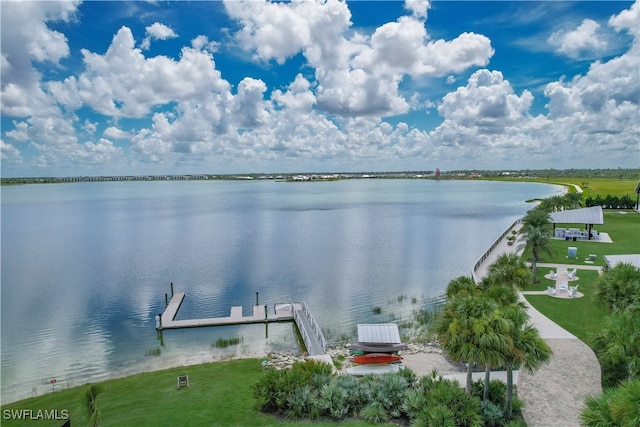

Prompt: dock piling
[170,282,174,297]
[256,292,259,306]
[165,293,168,306]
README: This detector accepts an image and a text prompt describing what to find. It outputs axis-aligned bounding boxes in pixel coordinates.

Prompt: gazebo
[550,206,604,240]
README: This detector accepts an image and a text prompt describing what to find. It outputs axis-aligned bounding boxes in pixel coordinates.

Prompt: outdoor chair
[567,269,577,280]
[549,270,558,279]
[568,285,579,298]
[559,282,568,293]
[547,286,556,296]
[177,375,190,389]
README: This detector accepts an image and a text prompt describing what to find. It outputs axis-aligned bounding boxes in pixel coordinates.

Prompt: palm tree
[518,209,553,283]
[479,283,525,402]
[593,263,640,312]
[445,275,478,299]
[499,306,552,418]
[486,253,531,290]
[564,192,583,209]
[581,379,640,427]
[433,295,507,395]
[593,305,640,383]
[540,195,564,212]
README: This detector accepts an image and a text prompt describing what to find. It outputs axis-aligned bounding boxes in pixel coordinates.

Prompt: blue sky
[1,1,638,176]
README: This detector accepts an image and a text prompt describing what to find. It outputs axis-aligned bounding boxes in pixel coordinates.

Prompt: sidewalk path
[474,226,602,427]
[472,222,523,282]
[517,293,601,427]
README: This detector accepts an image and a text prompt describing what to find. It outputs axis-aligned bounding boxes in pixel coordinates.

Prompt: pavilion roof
[550,206,603,225]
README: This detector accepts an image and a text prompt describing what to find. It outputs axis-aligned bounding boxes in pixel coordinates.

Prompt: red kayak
[353,353,403,365]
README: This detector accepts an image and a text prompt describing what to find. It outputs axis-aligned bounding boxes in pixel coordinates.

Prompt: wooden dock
[157,292,327,356]
[159,292,302,329]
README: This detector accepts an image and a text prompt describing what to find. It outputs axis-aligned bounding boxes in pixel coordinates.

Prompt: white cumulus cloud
[141,22,178,50]
[549,19,607,59]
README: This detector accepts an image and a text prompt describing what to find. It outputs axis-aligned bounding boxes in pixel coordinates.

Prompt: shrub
[319,381,350,419]
[253,360,333,413]
[471,378,507,406]
[360,401,389,423]
[481,401,504,427]
[413,405,456,427]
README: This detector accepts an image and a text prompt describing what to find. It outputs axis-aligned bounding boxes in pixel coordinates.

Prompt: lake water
[0,179,562,403]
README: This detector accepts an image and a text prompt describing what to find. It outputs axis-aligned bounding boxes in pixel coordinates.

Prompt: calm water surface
[1,179,562,402]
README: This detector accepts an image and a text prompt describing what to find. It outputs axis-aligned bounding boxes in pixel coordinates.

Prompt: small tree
[518,208,553,283]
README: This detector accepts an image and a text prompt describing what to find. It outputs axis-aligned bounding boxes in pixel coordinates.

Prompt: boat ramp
[156,291,327,356]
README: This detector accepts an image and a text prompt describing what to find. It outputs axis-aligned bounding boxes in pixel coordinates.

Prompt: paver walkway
[474,232,603,427]
[517,293,602,427]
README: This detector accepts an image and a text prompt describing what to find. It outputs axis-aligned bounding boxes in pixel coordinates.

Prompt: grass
[525,270,609,347]
[548,178,638,198]
[0,359,387,427]
[522,209,640,348]
[496,176,638,198]
[212,336,243,348]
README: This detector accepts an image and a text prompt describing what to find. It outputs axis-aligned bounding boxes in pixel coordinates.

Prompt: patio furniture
[549,270,558,279]
[177,375,190,389]
[558,282,568,293]
[547,286,556,296]
[567,268,577,280]
[568,285,579,298]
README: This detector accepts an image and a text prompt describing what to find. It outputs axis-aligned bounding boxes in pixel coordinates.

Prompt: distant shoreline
[2,167,638,185]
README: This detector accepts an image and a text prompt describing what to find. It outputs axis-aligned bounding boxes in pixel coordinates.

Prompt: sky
[1,0,638,177]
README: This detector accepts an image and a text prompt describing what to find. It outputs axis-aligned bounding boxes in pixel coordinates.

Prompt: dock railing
[293,302,327,355]
[471,217,523,283]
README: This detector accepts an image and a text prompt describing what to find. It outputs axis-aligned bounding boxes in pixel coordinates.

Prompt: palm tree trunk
[466,361,474,395]
[505,365,513,419]
[531,248,539,283]
[483,364,491,401]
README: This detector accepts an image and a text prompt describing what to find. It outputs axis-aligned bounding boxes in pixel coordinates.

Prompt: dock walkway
[158,292,327,356]
[159,292,302,328]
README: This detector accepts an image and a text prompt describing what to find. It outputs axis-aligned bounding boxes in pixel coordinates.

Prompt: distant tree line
[585,194,636,209]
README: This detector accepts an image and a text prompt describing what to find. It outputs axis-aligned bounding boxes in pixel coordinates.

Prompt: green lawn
[549,178,638,198]
[1,359,386,427]
[523,209,640,348]
[525,270,609,347]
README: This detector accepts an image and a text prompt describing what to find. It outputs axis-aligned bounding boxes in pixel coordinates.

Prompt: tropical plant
[486,253,532,290]
[564,192,583,209]
[359,401,389,423]
[481,400,504,427]
[581,379,640,427]
[518,208,554,283]
[593,263,640,312]
[432,295,505,395]
[499,305,552,419]
[319,381,350,419]
[445,275,478,299]
[593,305,640,385]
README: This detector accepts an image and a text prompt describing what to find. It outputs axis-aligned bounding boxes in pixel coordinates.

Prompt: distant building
[435,168,441,179]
